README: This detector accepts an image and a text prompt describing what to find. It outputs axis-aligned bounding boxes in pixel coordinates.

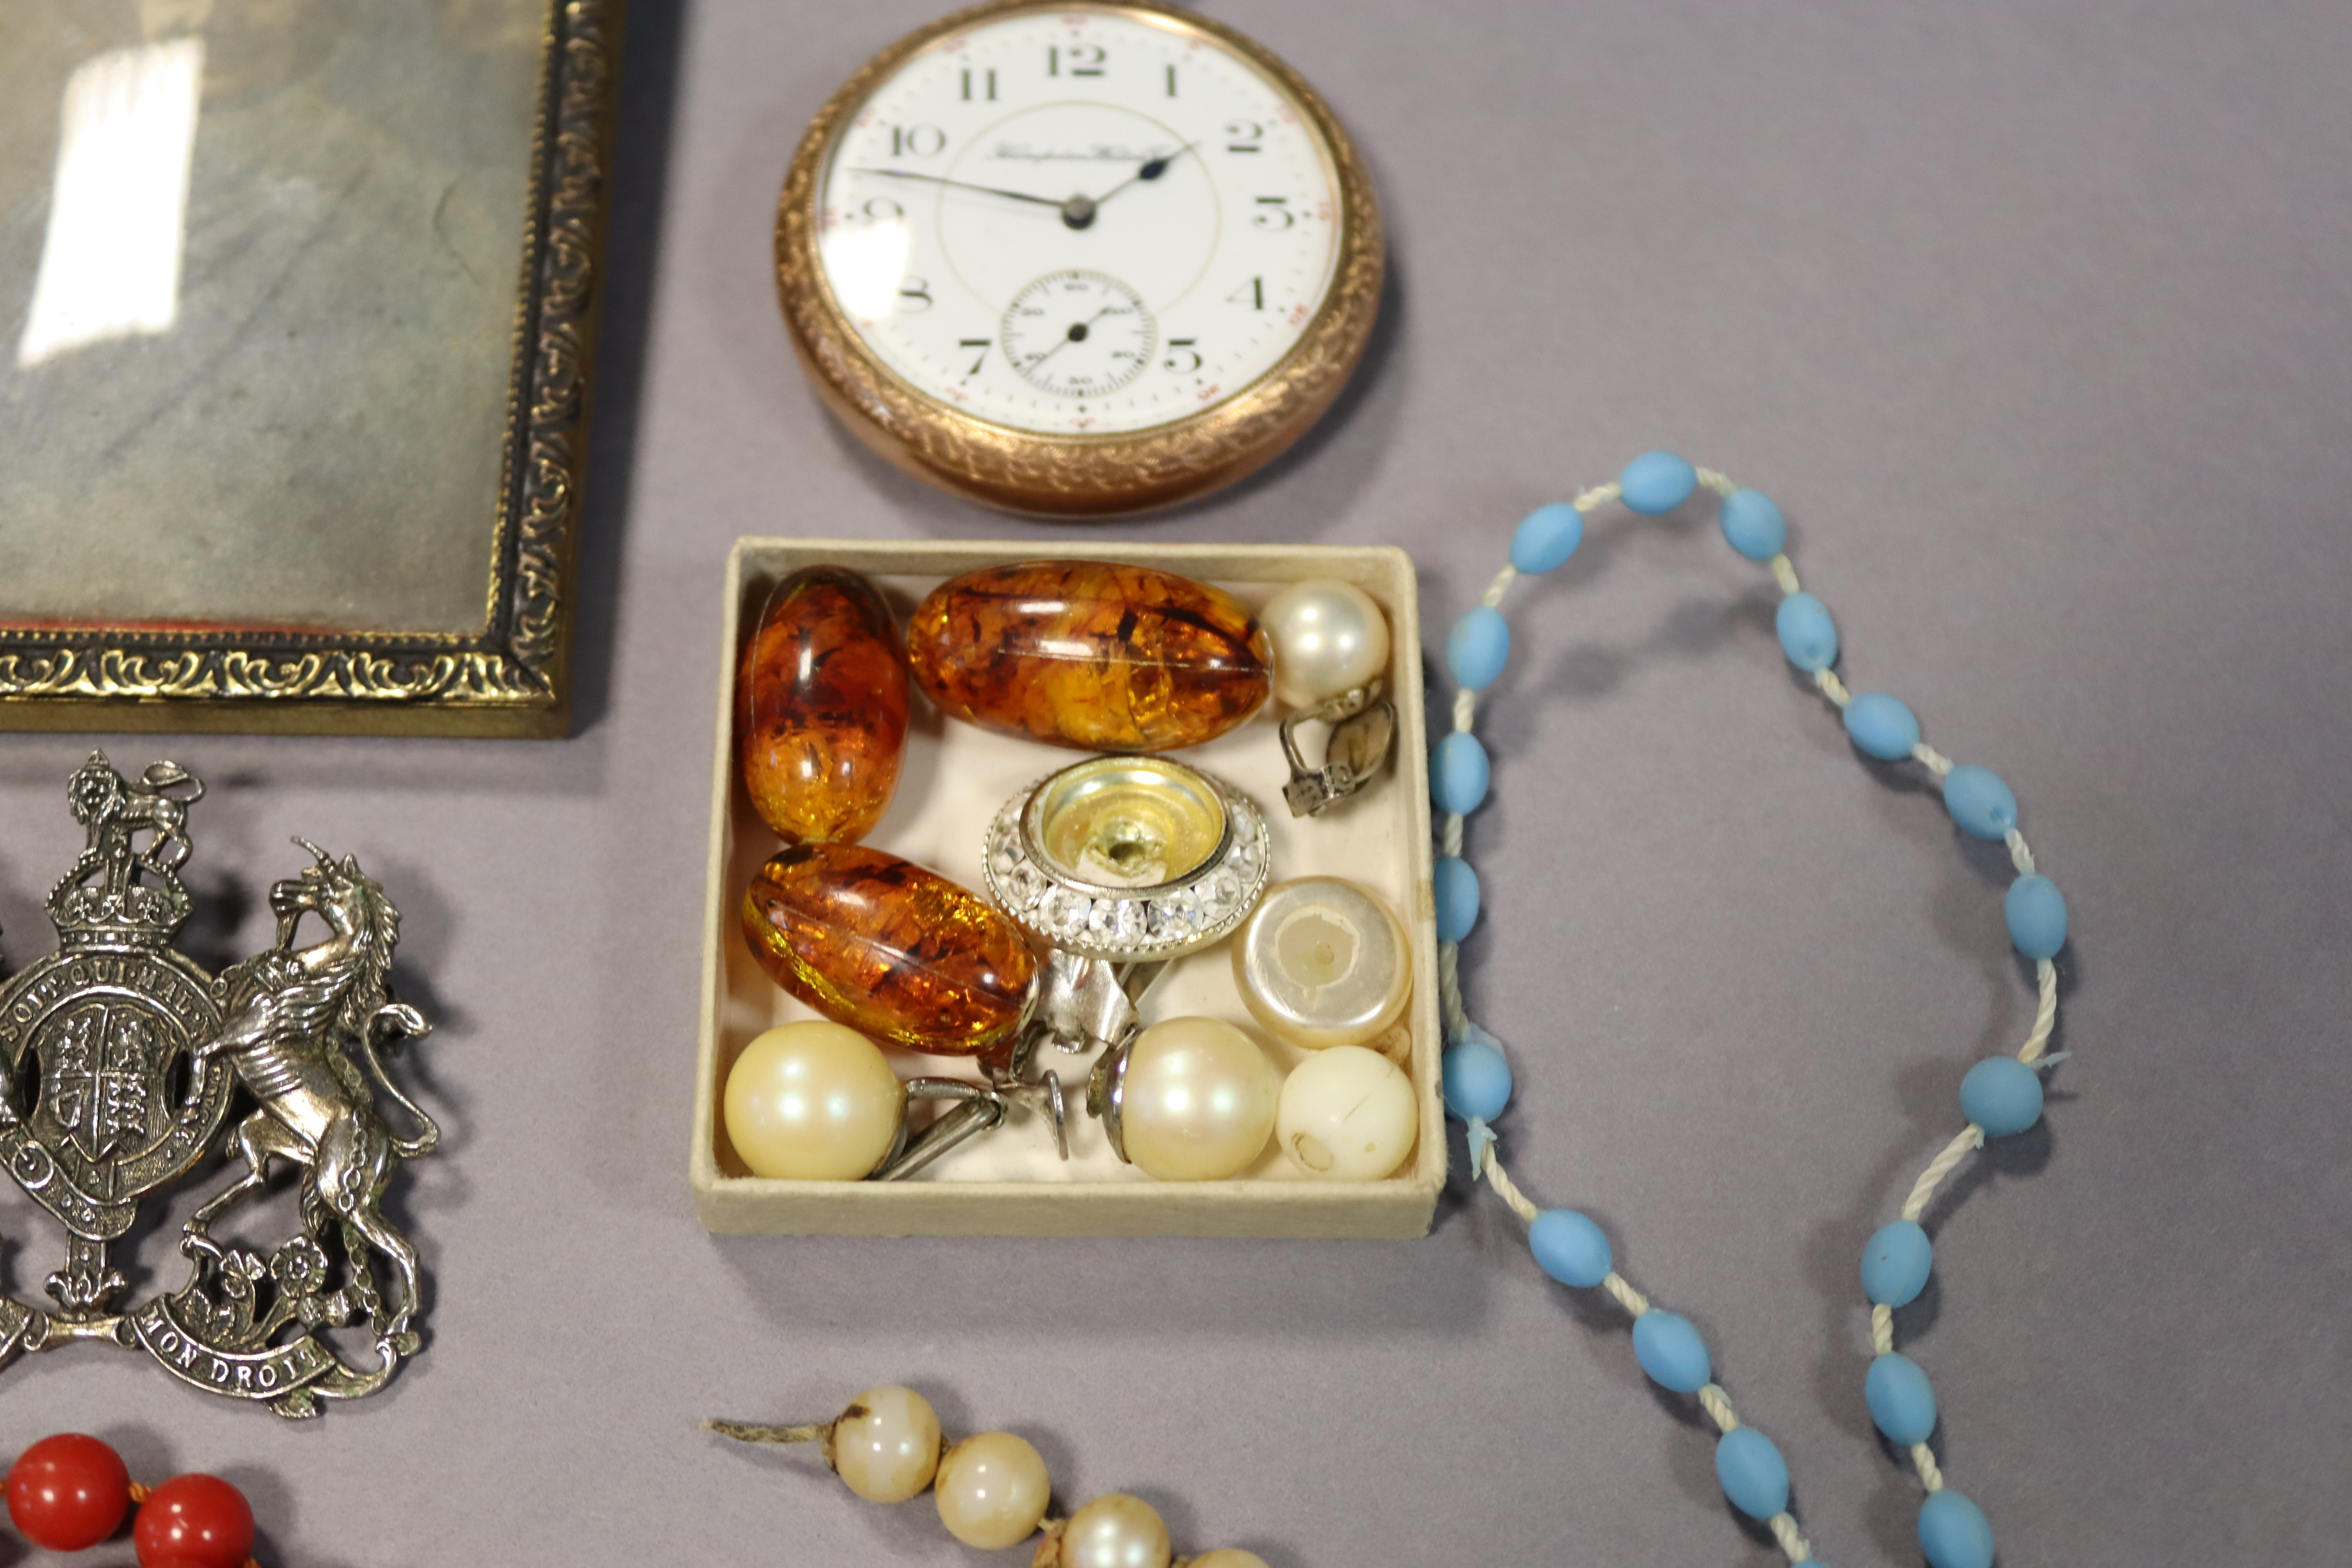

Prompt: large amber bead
[906,561,1272,752]
[741,842,1037,1056]
[737,566,909,843]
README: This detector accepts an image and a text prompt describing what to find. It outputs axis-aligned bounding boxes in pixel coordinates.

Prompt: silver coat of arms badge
[0,753,442,1417]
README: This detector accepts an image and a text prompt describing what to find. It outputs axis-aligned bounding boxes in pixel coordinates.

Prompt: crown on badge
[45,752,205,950]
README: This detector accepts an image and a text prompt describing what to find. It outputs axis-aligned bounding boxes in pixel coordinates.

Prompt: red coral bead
[6,1432,132,1550]
[132,1473,254,1568]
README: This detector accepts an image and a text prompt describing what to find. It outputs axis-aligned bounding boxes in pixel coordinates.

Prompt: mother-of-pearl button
[1232,877,1412,1051]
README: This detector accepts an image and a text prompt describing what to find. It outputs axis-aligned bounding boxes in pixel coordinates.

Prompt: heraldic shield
[0,754,442,1417]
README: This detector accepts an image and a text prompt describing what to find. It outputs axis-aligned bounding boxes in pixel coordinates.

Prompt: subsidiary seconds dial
[777,0,1384,515]
[1002,271,1156,396]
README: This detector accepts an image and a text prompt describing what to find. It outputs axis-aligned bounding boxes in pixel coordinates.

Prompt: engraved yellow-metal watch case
[775,0,1384,518]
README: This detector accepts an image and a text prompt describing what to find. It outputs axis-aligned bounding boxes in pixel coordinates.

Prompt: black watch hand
[1021,307,1116,371]
[1089,140,1201,210]
[852,168,1098,230]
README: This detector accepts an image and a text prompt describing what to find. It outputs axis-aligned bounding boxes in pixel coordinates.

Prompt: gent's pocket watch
[774,0,1384,518]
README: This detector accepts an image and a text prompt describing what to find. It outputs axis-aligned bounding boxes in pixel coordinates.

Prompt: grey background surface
[0,1,2347,1563]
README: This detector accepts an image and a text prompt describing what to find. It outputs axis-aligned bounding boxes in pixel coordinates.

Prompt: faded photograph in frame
[0,0,623,736]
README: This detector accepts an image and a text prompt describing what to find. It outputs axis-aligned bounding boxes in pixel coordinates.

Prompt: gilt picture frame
[0,0,625,736]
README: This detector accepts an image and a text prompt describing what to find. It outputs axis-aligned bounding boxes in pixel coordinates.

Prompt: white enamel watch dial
[777,0,1381,515]
[813,6,1344,437]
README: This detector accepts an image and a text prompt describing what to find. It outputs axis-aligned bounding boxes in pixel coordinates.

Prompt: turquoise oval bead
[2004,873,2067,959]
[1843,692,1920,762]
[1433,855,1480,942]
[1864,1353,1939,1445]
[1775,593,1839,671]
[1620,450,1698,515]
[1719,488,1788,561]
[1511,502,1585,573]
[1631,1309,1712,1393]
[1528,1209,1612,1288]
[1942,765,2017,840]
[1448,605,1511,690]
[1961,1056,2044,1137]
[1861,1219,1932,1308]
[1432,732,1491,816]
[1713,1427,1791,1521]
[1442,1032,1513,1122]
[1918,1489,1995,1568]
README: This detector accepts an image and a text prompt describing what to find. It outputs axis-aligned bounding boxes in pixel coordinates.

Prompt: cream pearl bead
[829,1385,940,1502]
[1276,1043,1419,1181]
[1118,1017,1280,1182]
[1233,877,1412,1051]
[1189,1553,1274,1568]
[1059,1494,1171,1568]
[724,1021,904,1180]
[933,1430,1052,1550]
[1263,579,1390,709]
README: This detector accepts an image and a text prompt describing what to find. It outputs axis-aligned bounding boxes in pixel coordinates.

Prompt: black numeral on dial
[1047,44,1106,77]
[1227,277,1265,310]
[889,124,946,157]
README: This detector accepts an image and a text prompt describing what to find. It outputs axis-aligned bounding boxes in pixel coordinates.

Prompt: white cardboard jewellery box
[692,538,1442,1237]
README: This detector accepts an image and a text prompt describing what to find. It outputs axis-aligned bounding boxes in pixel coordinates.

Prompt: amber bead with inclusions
[737,566,908,843]
[741,842,1037,1056]
[906,561,1272,753]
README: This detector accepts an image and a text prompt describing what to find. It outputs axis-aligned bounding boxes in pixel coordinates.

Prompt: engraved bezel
[774,0,1386,518]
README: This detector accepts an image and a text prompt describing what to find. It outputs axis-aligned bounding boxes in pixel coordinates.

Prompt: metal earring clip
[869,1067,1069,1182]
[1280,680,1397,816]
[1084,1035,1138,1164]
[1027,953,1159,1058]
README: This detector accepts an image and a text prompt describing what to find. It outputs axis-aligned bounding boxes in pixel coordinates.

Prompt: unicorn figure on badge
[182,839,439,1361]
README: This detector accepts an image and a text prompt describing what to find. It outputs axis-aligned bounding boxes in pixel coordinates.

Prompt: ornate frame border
[773,0,1385,519]
[0,0,625,737]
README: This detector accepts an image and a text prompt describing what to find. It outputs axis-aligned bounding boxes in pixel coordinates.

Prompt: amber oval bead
[906,561,1272,752]
[741,842,1037,1056]
[737,566,909,843]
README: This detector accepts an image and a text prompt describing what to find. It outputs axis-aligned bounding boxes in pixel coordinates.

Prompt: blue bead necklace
[1433,452,2070,1568]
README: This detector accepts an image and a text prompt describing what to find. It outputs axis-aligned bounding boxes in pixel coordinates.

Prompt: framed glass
[0,0,623,736]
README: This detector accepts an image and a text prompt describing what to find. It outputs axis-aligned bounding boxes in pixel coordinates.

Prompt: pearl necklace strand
[1432,451,2070,1568]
